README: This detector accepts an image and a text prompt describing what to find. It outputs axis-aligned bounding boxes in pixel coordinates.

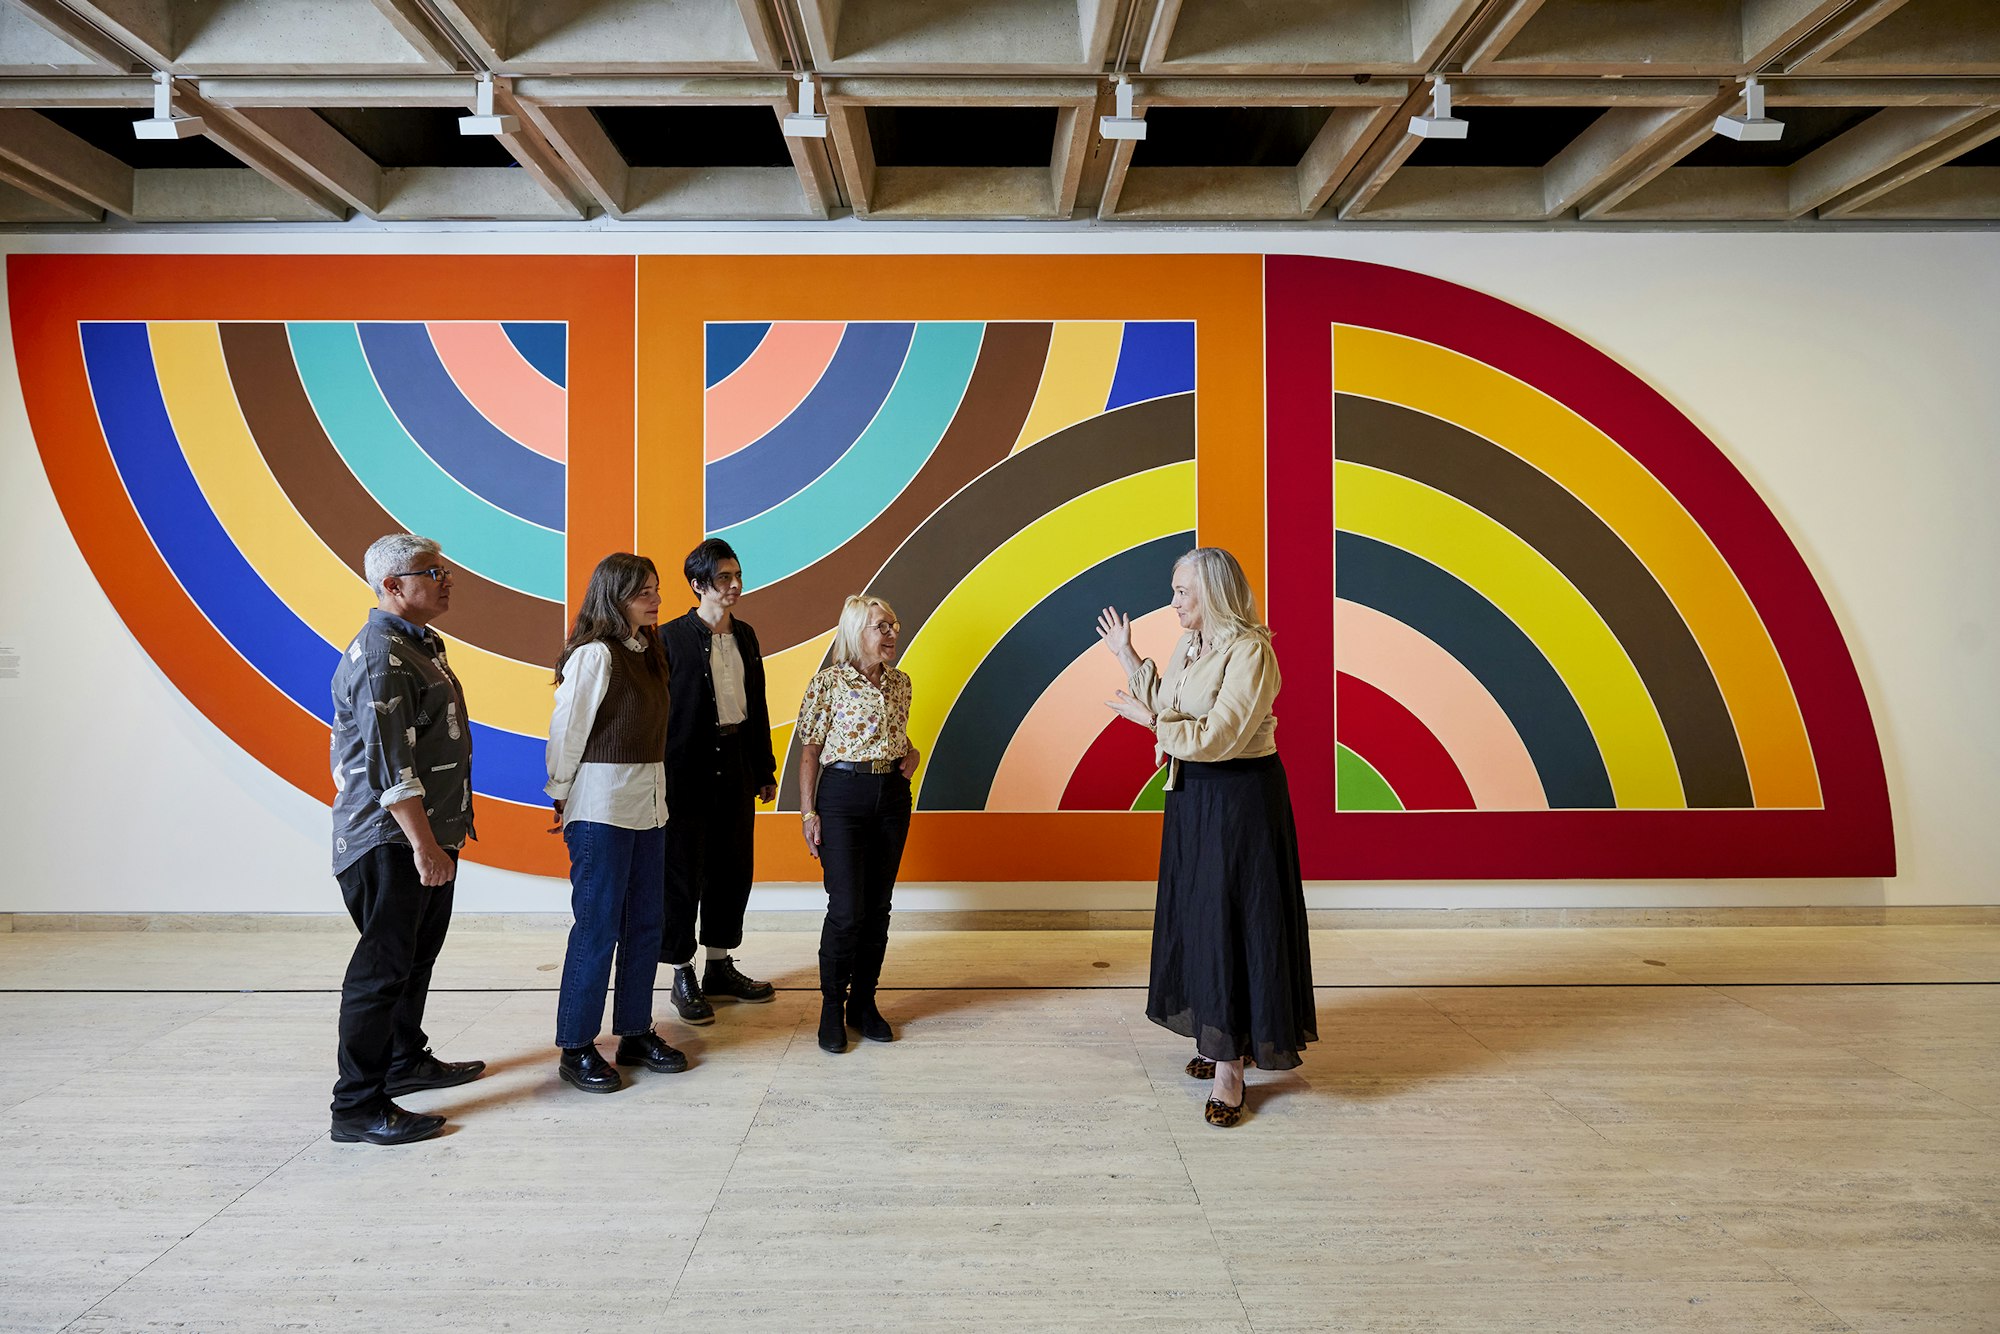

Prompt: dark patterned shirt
[330,609,475,873]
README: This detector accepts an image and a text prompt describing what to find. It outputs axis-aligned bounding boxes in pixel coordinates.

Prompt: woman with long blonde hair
[1098,547,1315,1127]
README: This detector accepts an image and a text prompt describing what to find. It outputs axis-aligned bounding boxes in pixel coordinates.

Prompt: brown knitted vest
[580,641,670,764]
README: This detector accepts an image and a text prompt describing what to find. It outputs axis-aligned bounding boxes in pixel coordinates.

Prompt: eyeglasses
[391,566,453,584]
[868,620,900,636]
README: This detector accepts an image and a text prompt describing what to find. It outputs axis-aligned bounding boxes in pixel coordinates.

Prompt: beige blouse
[1129,626,1279,789]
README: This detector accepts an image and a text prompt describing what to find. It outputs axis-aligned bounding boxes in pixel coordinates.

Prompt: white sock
[672,957,695,971]
[705,945,731,962]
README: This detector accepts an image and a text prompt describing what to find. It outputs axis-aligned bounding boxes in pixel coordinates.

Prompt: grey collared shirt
[330,608,475,874]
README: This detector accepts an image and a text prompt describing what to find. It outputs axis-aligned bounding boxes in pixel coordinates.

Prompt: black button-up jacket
[660,609,778,798]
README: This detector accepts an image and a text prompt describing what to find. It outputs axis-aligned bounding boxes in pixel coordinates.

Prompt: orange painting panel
[636,255,1264,881]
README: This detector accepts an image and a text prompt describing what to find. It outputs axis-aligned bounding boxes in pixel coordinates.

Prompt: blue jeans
[555,821,667,1049]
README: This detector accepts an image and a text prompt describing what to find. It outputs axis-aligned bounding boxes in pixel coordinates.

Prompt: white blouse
[545,638,668,831]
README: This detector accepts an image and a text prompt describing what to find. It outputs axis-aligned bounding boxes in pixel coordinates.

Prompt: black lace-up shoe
[558,1045,622,1094]
[614,1029,689,1073]
[385,1049,487,1096]
[701,954,776,1003]
[330,1102,446,1145]
[670,965,715,1025]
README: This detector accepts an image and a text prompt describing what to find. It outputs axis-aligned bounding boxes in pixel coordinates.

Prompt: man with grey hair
[328,533,486,1146]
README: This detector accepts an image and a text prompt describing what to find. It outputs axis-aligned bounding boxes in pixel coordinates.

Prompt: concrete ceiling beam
[0,150,103,218]
[365,0,467,70]
[1541,101,1718,216]
[195,77,475,108]
[511,75,793,105]
[1787,104,2000,214]
[487,76,591,217]
[1778,0,1911,68]
[516,100,629,214]
[1577,84,1742,218]
[0,105,133,213]
[0,75,151,106]
[227,105,387,214]
[0,172,101,219]
[1821,108,2000,216]
[53,0,173,69]
[172,85,349,217]
[5,0,141,71]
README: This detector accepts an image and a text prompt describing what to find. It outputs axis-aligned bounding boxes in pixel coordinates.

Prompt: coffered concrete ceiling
[0,0,1994,225]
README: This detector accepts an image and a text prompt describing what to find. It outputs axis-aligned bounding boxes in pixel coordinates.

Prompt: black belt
[716,722,742,736]
[825,758,901,774]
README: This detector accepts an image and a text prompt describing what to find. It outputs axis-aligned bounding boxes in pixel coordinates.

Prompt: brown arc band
[775,391,1197,809]
[1336,393,1752,809]
[219,321,566,669]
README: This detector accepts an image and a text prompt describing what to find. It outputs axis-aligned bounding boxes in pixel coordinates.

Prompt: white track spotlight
[132,71,203,140]
[783,72,829,138]
[1100,76,1147,141]
[458,72,518,136]
[1409,78,1468,139]
[1714,77,1784,143]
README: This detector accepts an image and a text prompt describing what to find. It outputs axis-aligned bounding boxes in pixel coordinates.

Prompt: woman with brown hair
[1097,547,1316,1127]
[546,553,686,1094]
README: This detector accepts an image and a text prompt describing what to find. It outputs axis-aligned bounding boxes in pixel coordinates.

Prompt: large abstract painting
[9,252,1891,881]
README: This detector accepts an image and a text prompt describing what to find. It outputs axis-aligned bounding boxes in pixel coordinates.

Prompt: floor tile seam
[1699,983,2000,1115]
[3,992,240,1117]
[56,1124,327,1331]
[665,1016,802,1297]
[1137,1019,1259,1332]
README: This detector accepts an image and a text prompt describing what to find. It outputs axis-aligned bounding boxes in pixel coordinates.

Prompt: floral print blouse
[796,662,913,763]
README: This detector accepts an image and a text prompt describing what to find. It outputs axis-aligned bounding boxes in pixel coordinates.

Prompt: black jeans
[662,730,757,962]
[330,843,457,1120]
[816,767,911,997]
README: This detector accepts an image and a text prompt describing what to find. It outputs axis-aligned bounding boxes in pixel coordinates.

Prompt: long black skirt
[1146,752,1317,1070]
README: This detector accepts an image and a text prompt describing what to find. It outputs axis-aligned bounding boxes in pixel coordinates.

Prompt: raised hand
[1095,606,1133,657]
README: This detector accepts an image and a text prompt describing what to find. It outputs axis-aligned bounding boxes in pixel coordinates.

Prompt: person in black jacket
[658,538,780,1024]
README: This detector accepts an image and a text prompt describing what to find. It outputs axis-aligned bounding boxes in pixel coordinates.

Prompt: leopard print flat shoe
[1203,1089,1245,1128]
[1185,1056,1216,1080]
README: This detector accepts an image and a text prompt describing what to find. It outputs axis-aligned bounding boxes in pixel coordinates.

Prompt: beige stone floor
[1,925,1996,1332]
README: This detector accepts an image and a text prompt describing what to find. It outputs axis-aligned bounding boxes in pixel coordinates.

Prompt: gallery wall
[1,230,1994,912]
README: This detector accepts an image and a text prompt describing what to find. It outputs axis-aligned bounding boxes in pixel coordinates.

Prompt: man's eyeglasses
[391,566,453,584]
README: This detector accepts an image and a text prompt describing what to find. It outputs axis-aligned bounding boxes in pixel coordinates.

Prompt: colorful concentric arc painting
[703,318,1197,815]
[10,253,1891,881]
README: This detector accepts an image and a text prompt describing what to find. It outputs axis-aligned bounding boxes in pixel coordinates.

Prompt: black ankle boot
[817,951,849,1053]
[847,992,894,1043]
[817,998,848,1053]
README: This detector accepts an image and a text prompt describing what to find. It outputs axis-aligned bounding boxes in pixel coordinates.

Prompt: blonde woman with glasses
[1097,547,1315,1127]
[795,596,921,1054]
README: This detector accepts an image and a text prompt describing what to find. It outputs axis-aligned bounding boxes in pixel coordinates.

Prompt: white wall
[2,229,1995,912]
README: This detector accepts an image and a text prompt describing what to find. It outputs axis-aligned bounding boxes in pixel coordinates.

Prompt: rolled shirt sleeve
[796,668,833,746]
[546,643,612,801]
[1155,636,1281,763]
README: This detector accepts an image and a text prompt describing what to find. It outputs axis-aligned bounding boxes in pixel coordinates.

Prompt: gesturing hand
[1105,688,1156,731]
[1095,606,1132,657]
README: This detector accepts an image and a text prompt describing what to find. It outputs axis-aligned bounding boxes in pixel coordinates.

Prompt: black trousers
[816,767,911,998]
[662,730,757,962]
[330,843,457,1119]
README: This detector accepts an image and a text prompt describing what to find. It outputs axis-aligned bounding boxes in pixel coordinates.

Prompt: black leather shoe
[331,1102,446,1145]
[385,1049,487,1097]
[847,994,894,1044]
[702,954,776,1003]
[558,1045,622,1094]
[670,966,715,1025]
[614,1029,688,1073]
[817,999,847,1053]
